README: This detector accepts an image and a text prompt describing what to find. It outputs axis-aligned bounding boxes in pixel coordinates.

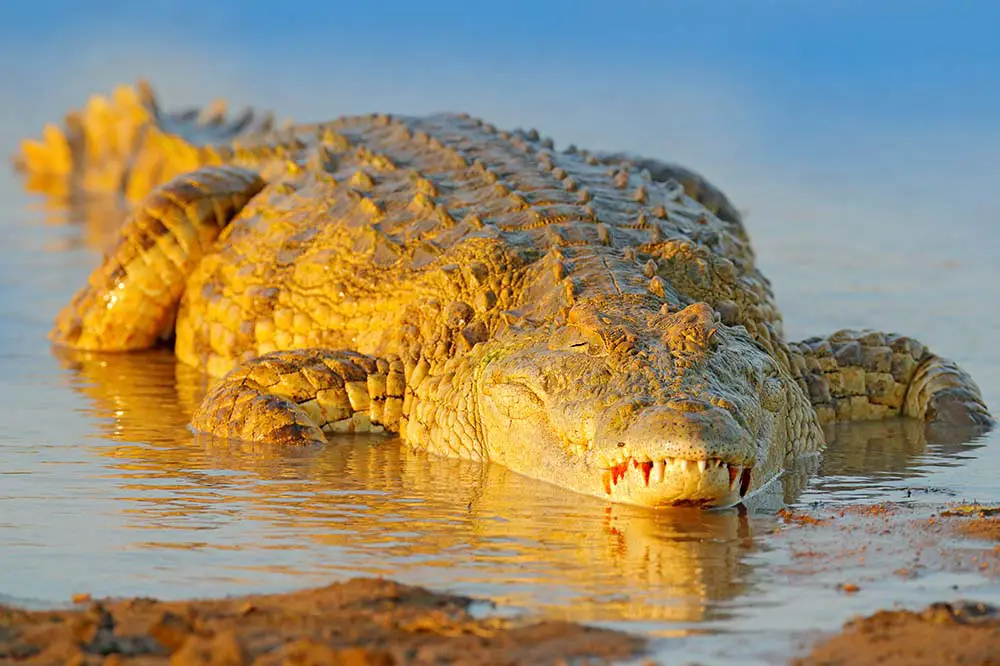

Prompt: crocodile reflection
[30,192,127,252]
[53,347,988,625]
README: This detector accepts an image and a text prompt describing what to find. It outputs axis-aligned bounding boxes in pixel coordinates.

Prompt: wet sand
[0,578,642,665]
[794,600,1000,666]
[789,503,1000,665]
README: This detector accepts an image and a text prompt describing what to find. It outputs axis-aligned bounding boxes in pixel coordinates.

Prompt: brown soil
[0,577,643,665]
[938,505,1000,543]
[793,601,1000,666]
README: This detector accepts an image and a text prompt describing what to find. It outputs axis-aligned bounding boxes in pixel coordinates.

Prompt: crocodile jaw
[483,404,770,509]
[578,399,767,507]
[473,304,805,509]
[596,455,753,508]
[506,444,766,509]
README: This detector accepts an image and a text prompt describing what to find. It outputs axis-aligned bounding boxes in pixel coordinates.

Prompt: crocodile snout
[618,401,753,465]
[591,401,757,507]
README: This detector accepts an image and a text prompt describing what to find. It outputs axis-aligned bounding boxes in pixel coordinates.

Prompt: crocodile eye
[549,325,605,356]
[549,326,586,351]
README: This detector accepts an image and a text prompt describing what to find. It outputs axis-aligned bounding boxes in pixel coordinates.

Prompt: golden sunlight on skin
[31,82,991,511]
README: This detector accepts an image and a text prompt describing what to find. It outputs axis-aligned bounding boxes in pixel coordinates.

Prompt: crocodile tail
[789,329,992,429]
[903,354,993,428]
[50,166,266,351]
[12,80,278,202]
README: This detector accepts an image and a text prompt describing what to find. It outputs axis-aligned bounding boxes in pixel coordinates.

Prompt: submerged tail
[12,80,286,202]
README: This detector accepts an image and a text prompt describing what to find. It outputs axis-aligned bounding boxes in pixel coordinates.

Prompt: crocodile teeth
[727,464,740,489]
[652,459,665,484]
[601,455,738,491]
[739,467,753,497]
[611,462,628,486]
[640,460,654,487]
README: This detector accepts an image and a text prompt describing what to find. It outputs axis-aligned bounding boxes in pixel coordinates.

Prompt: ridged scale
[173,112,782,379]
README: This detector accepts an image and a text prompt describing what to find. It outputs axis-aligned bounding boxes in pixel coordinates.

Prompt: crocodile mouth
[599,455,753,506]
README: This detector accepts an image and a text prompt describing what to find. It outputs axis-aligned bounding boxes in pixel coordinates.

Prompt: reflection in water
[49,346,989,631]
[822,419,987,476]
[804,420,989,504]
[30,192,127,252]
[54,346,208,438]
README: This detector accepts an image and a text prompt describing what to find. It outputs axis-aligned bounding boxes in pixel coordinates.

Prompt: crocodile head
[477,301,819,508]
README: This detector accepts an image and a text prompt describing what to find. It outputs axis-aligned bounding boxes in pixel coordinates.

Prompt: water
[3,17,1000,663]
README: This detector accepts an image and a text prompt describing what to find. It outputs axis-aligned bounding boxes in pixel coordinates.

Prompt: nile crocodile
[14,82,993,508]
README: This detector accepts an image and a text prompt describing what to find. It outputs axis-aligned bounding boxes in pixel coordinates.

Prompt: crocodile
[14,81,993,508]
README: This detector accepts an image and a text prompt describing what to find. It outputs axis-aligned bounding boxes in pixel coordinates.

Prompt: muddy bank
[788,502,1000,665]
[794,601,1000,666]
[0,577,643,665]
[938,504,1000,543]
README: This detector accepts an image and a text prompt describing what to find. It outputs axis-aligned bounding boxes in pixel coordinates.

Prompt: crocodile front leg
[192,350,405,445]
[191,348,487,461]
[50,166,265,350]
[789,330,992,427]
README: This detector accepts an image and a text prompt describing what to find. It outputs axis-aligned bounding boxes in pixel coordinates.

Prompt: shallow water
[3,91,1000,665]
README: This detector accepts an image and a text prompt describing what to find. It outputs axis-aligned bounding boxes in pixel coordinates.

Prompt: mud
[771,501,1000,585]
[0,578,642,665]
[939,505,1000,543]
[794,601,1000,666]
[788,502,1000,665]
